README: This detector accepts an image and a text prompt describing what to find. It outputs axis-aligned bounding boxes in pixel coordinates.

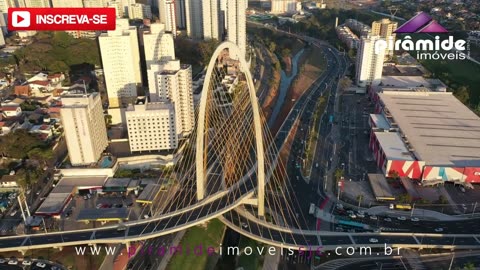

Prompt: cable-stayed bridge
[1,42,480,254]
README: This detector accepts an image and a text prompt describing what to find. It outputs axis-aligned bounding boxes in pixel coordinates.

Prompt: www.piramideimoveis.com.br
[74,243,402,258]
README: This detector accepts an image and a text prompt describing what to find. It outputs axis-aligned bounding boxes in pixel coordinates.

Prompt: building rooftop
[374,131,415,161]
[104,178,131,188]
[370,114,390,130]
[36,192,72,215]
[76,208,129,221]
[368,174,395,201]
[379,92,480,167]
[126,102,173,112]
[381,76,432,88]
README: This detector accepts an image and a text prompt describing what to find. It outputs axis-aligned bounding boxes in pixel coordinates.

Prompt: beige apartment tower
[99,19,142,108]
[60,93,108,166]
[371,19,397,57]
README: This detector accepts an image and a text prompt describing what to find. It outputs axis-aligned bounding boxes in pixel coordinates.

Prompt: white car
[8,258,18,265]
[336,203,344,210]
[435,228,444,232]
[9,210,17,217]
[369,215,378,220]
[356,213,365,218]
[36,262,47,268]
[348,213,357,219]
[369,238,379,243]
[383,218,392,222]
[22,259,32,266]
[411,217,420,222]
[241,222,249,229]
[397,216,406,221]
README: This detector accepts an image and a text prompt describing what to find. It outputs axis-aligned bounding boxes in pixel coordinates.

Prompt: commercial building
[128,3,152,20]
[60,93,108,166]
[355,35,385,87]
[369,91,480,183]
[175,0,186,29]
[271,0,299,14]
[52,0,83,7]
[336,25,359,49]
[185,0,203,38]
[99,19,142,107]
[159,0,177,35]
[202,0,221,40]
[371,18,397,57]
[226,0,247,59]
[126,102,178,152]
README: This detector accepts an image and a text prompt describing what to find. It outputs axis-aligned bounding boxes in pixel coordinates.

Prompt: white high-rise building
[143,23,175,68]
[60,93,108,166]
[185,0,202,39]
[108,1,124,17]
[271,0,298,14]
[126,102,178,152]
[0,0,12,34]
[83,0,107,7]
[99,19,142,107]
[52,0,83,7]
[148,60,194,136]
[128,3,152,19]
[227,0,246,59]
[159,0,177,36]
[19,0,50,7]
[175,0,186,29]
[355,35,385,87]
[202,0,221,40]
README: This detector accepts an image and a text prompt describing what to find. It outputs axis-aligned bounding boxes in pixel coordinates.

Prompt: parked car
[9,210,17,217]
[22,257,32,265]
[8,257,18,265]
[83,195,88,200]
[435,228,444,232]
[397,216,406,221]
[411,217,420,222]
[369,238,378,243]
[383,218,392,222]
[36,262,46,268]
[369,215,378,220]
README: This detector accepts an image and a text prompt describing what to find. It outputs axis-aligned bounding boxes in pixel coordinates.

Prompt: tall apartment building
[128,3,152,19]
[202,0,221,40]
[147,60,194,137]
[143,23,175,68]
[175,0,186,29]
[185,0,203,38]
[107,1,124,17]
[159,0,177,36]
[271,0,298,14]
[126,102,178,152]
[19,0,50,7]
[60,93,108,166]
[99,19,142,107]
[227,0,246,59]
[371,18,397,57]
[355,35,385,87]
[0,0,13,34]
[52,0,83,7]
[83,0,107,7]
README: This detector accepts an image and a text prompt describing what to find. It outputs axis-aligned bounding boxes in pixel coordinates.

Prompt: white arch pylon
[195,42,266,217]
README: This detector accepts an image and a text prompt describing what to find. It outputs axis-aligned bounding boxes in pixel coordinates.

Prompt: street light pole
[472,202,477,217]
[410,203,415,217]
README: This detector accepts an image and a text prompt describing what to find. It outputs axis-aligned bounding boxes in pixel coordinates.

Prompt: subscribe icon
[12,11,30,28]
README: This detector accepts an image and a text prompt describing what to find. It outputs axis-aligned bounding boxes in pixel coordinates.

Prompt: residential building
[52,0,83,7]
[60,93,108,166]
[147,60,194,136]
[126,102,178,152]
[355,35,385,87]
[271,0,298,14]
[14,85,31,97]
[142,23,175,68]
[175,0,186,29]
[107,1,124,17]
[99,19,142,107]
[65,30,100,39]
[19,0,50,7]
[0,0,14,34]
[185,0,203,38]
[202,0,221,40]
[227,0,246,59]
[83,0,107,7]
[128,3,152,19]
[371,18,398,57]
[1,106,21,118]
[0,175,18,188]
[159,0,177,36]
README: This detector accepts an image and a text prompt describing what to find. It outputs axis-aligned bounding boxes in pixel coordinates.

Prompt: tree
[0,129,43,159]
[437,195,449,204]
[28,147,54,166]
[104,115,113,129]
[334,169,344,183]
[398,194,412,204]
[15,166,41,189]
[198,39,220,67]
[454,86,470,104]
[268,42,276,53]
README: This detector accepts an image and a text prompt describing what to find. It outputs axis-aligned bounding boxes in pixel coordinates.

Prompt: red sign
[8,8,116,31]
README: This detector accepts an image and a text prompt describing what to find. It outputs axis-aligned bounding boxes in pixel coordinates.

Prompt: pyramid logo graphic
[395,12,448,33]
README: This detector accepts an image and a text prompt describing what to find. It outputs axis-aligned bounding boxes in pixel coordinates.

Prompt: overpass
[1,42,479,254]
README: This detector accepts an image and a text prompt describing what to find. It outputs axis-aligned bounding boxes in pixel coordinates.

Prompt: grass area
[236,236,264,270]
[166,219,225,270]
[302,90,329,177]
